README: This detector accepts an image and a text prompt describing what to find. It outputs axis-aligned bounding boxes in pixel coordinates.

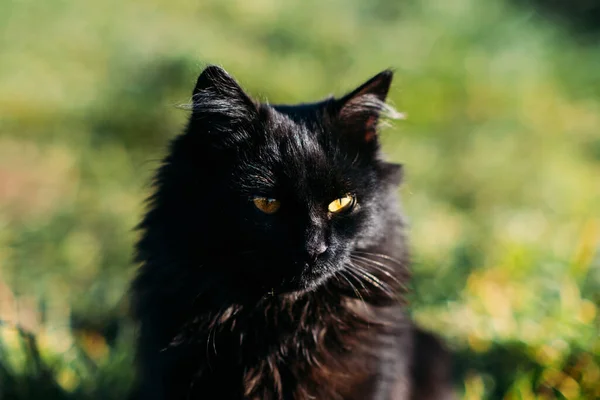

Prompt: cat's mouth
[233,251,342,296]
[274,261,339,294]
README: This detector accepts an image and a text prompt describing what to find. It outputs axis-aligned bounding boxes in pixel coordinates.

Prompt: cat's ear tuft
[191,65,258,122]
[334,70,402,144]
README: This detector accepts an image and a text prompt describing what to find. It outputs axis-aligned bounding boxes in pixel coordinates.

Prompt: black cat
[130,66,454,399]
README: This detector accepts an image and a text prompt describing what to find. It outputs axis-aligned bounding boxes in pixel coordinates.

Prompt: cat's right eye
[328,194,356,214]
[253,197,281,214]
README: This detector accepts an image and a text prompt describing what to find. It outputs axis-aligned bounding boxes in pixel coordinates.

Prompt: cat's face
[166,66,402,296]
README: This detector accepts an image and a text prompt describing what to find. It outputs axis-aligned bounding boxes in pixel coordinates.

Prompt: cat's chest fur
[159,298,411,400]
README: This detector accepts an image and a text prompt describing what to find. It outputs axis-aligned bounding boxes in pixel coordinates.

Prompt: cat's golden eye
[253,197,281,214]
[328,195,356,214]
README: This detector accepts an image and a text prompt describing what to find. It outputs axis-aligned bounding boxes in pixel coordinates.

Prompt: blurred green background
[1,0,599,398]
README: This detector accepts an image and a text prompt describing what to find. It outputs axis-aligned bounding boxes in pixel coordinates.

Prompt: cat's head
[148,66,404,298]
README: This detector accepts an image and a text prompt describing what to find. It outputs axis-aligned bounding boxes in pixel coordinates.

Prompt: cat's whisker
[349,262,406,305]
[354,266,406,297]
[347,262,387,289]
[211,321,218,356]
[205,325,213,370]
[346,261,396,297]
[352,251,404,268]
[343,266,371,295]
[336,269,368,313]
[350,254,394,272]
[350,254,407,290]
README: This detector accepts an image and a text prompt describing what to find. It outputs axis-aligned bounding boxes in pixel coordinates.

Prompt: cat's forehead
[234,107,353,196]
[266,104,325,138]
[260,106,328,162]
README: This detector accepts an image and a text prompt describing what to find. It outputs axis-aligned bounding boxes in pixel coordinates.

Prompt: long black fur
[130,66,454,399]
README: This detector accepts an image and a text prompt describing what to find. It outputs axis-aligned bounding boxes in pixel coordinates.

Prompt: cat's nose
[307,243,328,263]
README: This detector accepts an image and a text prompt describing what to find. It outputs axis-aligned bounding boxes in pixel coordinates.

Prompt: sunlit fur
[130,66,454,399]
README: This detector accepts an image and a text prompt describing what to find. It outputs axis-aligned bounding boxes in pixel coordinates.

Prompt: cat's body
[130,66,454,399]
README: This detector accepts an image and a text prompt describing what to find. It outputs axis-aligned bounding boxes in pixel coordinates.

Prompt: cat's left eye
[328,195,356,214]
[253,197,281,214]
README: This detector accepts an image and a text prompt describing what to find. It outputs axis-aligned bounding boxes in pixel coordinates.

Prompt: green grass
[0,0,598,398]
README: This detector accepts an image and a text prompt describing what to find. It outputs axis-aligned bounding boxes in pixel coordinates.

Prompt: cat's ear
[334,70,401,143]
[340,69,393,104]
[191,65,258,123]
